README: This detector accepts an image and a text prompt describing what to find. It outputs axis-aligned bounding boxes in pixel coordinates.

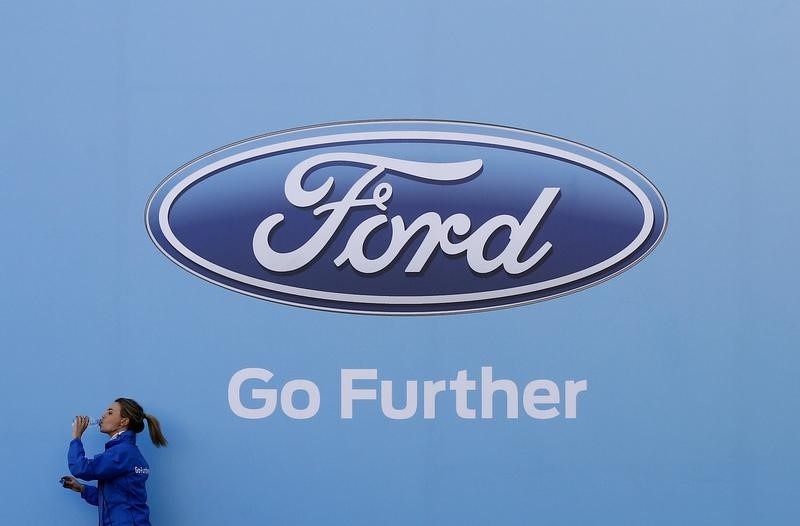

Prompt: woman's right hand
[72,415,89,440]
[60,476,83,493]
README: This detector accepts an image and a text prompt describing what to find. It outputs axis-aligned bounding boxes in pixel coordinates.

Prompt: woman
[61,398,168,526]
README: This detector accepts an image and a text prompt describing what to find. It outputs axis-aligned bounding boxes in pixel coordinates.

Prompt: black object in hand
[59,477,68,487]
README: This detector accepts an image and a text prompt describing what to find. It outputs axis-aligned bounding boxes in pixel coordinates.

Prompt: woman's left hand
[60,475,84,493]
[72,416,89,440]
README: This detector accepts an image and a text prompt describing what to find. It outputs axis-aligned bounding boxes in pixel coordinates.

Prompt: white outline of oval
[146,122,666,315]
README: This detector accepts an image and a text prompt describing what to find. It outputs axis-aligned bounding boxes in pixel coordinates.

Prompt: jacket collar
[105,429,136,449]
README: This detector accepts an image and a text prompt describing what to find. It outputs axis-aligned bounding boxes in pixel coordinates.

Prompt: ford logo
[146,120,667,314]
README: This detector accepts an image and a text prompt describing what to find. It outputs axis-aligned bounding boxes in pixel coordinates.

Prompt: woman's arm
[60,476,98,506]
[68,439,130,481]
[81,484,99,506]
[67,417,130,480]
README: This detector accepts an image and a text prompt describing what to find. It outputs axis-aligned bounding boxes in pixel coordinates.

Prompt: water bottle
[71,418,100,426]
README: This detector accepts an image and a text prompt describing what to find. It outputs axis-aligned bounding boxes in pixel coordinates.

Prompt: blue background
[2,1,798,524]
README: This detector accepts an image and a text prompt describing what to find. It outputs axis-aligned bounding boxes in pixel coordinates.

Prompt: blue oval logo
[146,120,667,314]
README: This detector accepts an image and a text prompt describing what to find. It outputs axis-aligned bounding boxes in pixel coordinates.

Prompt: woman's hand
[60,475,84,493]
[72,415,89,440]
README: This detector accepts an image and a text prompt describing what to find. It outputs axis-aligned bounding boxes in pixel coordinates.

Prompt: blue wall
[2,1,799,524]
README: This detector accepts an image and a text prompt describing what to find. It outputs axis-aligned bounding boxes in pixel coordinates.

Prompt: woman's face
[99,402,128,435]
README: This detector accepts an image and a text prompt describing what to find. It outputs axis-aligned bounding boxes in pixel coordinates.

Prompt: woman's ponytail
[116,398,168,447]
[144,414,168,448]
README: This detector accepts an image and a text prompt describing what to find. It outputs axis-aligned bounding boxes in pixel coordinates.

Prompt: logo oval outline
[145,120,668,315]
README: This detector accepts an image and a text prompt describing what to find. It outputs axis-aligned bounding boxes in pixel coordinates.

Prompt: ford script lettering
[146,120,667,314]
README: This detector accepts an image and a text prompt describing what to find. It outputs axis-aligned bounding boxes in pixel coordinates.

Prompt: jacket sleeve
[68,439,131,481]
[80,484,98,506]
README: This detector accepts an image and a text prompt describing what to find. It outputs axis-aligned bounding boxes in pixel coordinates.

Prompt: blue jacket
[68,430,152,526]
